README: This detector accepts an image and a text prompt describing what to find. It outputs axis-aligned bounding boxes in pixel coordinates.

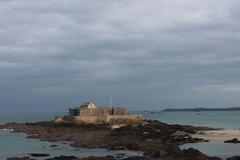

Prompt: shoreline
[192,128,240,142]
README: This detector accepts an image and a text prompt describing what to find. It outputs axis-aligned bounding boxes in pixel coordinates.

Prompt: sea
[0,111,240,159]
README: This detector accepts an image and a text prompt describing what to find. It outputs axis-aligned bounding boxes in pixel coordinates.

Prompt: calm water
[0,112,62,125]
[1,111,240,159]
[132,111,240,128]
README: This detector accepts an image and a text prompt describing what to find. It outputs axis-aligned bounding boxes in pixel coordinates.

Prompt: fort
[55,102,142,124]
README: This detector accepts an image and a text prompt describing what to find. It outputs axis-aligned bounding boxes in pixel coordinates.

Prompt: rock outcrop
[224,138,240,143]
[227,156,240,160]
[1,120,219,160]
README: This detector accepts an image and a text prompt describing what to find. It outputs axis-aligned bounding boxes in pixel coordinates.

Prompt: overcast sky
[1,0,240,112]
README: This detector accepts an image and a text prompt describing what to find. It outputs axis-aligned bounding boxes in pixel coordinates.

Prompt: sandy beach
[192,129,240,142]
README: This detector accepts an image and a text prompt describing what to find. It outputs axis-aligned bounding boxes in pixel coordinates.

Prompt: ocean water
[1,111,240,159]
[132,111,240,129]
[0,112,62,125]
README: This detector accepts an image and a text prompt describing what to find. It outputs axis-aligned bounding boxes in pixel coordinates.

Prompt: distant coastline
[162,107,240,112]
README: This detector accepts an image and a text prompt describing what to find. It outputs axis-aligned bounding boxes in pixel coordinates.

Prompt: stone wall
[69,115,142,124]
[64,106,140,124]
[106,115,143,124]
[96,107,112,116]
[72,107,128,117]
[74,116,99,124]
[80,109,98,116]
[113,107,128,115]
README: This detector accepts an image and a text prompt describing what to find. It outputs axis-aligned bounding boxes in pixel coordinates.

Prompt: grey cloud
[0,0,240,112]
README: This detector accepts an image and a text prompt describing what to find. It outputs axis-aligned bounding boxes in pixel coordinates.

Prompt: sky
[1,0,240,112]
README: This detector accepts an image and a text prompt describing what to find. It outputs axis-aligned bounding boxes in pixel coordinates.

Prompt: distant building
[80,102,96,109]
[56,102,142,124]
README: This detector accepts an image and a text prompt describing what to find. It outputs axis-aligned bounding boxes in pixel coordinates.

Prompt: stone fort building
[56,102,142,124]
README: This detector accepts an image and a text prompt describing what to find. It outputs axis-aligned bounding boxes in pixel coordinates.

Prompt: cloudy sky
[1,0,240,112]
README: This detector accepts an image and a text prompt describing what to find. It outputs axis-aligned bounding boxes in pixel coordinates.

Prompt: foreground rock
[8,154,221,160]
[28,153,50,157]
[1,120,218,160]
[45,156,79,160]
[7,157,34,160]
[7,156,148,160]
[224,138,240,143]
[183,148,221,160]
[227,156,240,160]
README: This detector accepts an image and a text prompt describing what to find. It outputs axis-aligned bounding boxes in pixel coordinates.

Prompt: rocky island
[0,102,229,160]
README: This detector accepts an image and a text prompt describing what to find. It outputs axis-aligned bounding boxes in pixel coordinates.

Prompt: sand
[192,129,240,142]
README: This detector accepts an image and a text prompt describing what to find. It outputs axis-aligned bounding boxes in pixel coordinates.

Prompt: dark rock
[81,156,115,160]
[81,156,148,160]
[0,120,221,160]
[183,148,221,160]
[50,144,59,147]
[227,156,240,160]
[45,156,117,160]
[115,153,125,156]
[45,156,149,160]
[179,138,209,144]
[115,153,125,159]
[7,157,35,160]
[28,153,50,157]
[225,138,240,143]
[122,157,147,160]
[45,156,79,160]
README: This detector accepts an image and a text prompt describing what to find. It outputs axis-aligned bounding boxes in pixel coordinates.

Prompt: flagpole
[110,96,112,108]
